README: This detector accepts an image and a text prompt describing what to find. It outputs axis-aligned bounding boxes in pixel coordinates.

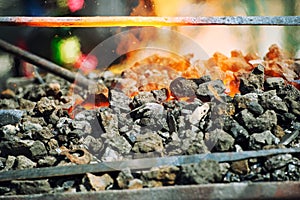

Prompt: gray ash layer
[0,64,300,195]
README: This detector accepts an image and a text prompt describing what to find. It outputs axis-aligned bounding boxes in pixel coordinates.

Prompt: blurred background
[0,0,299,89]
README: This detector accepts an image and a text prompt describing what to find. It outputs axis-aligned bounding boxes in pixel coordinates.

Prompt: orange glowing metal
[0,16,299,27]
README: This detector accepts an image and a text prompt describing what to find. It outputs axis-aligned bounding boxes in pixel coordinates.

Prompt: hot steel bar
[0,16,299,27]
[0,147,299,182]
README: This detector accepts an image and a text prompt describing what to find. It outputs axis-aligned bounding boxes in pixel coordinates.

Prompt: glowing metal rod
[0,16,299,27]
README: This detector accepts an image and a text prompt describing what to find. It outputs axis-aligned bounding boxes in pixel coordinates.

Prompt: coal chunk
[0,109,24,126]
[223,116,249,145]
[83,173,114,191]
[132,91,156,108]
[142,166,180,187]
[259,90,288,113]
[236,109,277,133]
[109,89,131,112]
[249,130,279,150]
[196,79,226,102]
[247,101,264,116]
[205,129,235,152]
[29,141,47,159]
[239,64,264,94]
[151,88,168,103]
[170,77,197,99]
[12,180,52,195]
[130,103,166,131]
[264,154,293,171]
[15,155,37,170]
[264,77,285,91]
[34,97,56,116]
[132,132,163,154]
[178,160,222,184]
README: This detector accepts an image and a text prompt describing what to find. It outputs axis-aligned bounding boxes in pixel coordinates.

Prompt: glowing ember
[113,53,201,97]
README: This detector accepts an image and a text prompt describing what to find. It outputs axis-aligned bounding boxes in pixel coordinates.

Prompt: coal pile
[1,52,300,196]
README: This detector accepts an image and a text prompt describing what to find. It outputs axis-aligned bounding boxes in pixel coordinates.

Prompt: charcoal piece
[170,77,197,99]
[277,84,300,100]
[151,88,168,102]
[264,77,285,91]
[29,141,47,159]
[12,179,52,195]
[101,146,123,162]
[189,103,210,125]
[192,75,212,86]
[184,138,209,155]
[0,158,4,170]
[33,127,54,140]
[239,64,264,94]
[167,111,177,133]
[83,173,114,191]
[196,79,226,102]
[233,93,259,110]
[47,139,60,155]
[223,116,249,145]
[165,132,182,155]
[34,97,56,116]
[132,132,163,154]
[271,169,288,181]
[23,85,47,101]
[131,91,156,108]
[247,101,264,116]
[219,163,230,176]
[236,109,277,133]
[277,112,297,128]
[127,179,143,189]
[142,166,180,187]
[74,109,98,121]
[45,82,62,98]
[284,97,300,116]
[259,90,288,113]
[4,155,16,171]
[98,108,119,134]
[178,160,222,184]
[103,133,132,155]
[121,124,141,144]
[16,155,37,170]
[249,130,279,150]
[223,171,241,182]
[56,117,73,135]
[37,156,57,167]
[264,154,293,171]
[0,98,19,109]
[83,135,103,154]
[273,125,285,139]
[0,137,34,157]
[130,103,166,131]
[205,129,235,152]
[19,98,36,112]
[118,113,134,130]
[72,120,92,135]
[0,109,24,126]
[117,168,134,189]
[0,124,18,138]
[22,121,43,132]
[109,89,131,112]
[231,160,250,175]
